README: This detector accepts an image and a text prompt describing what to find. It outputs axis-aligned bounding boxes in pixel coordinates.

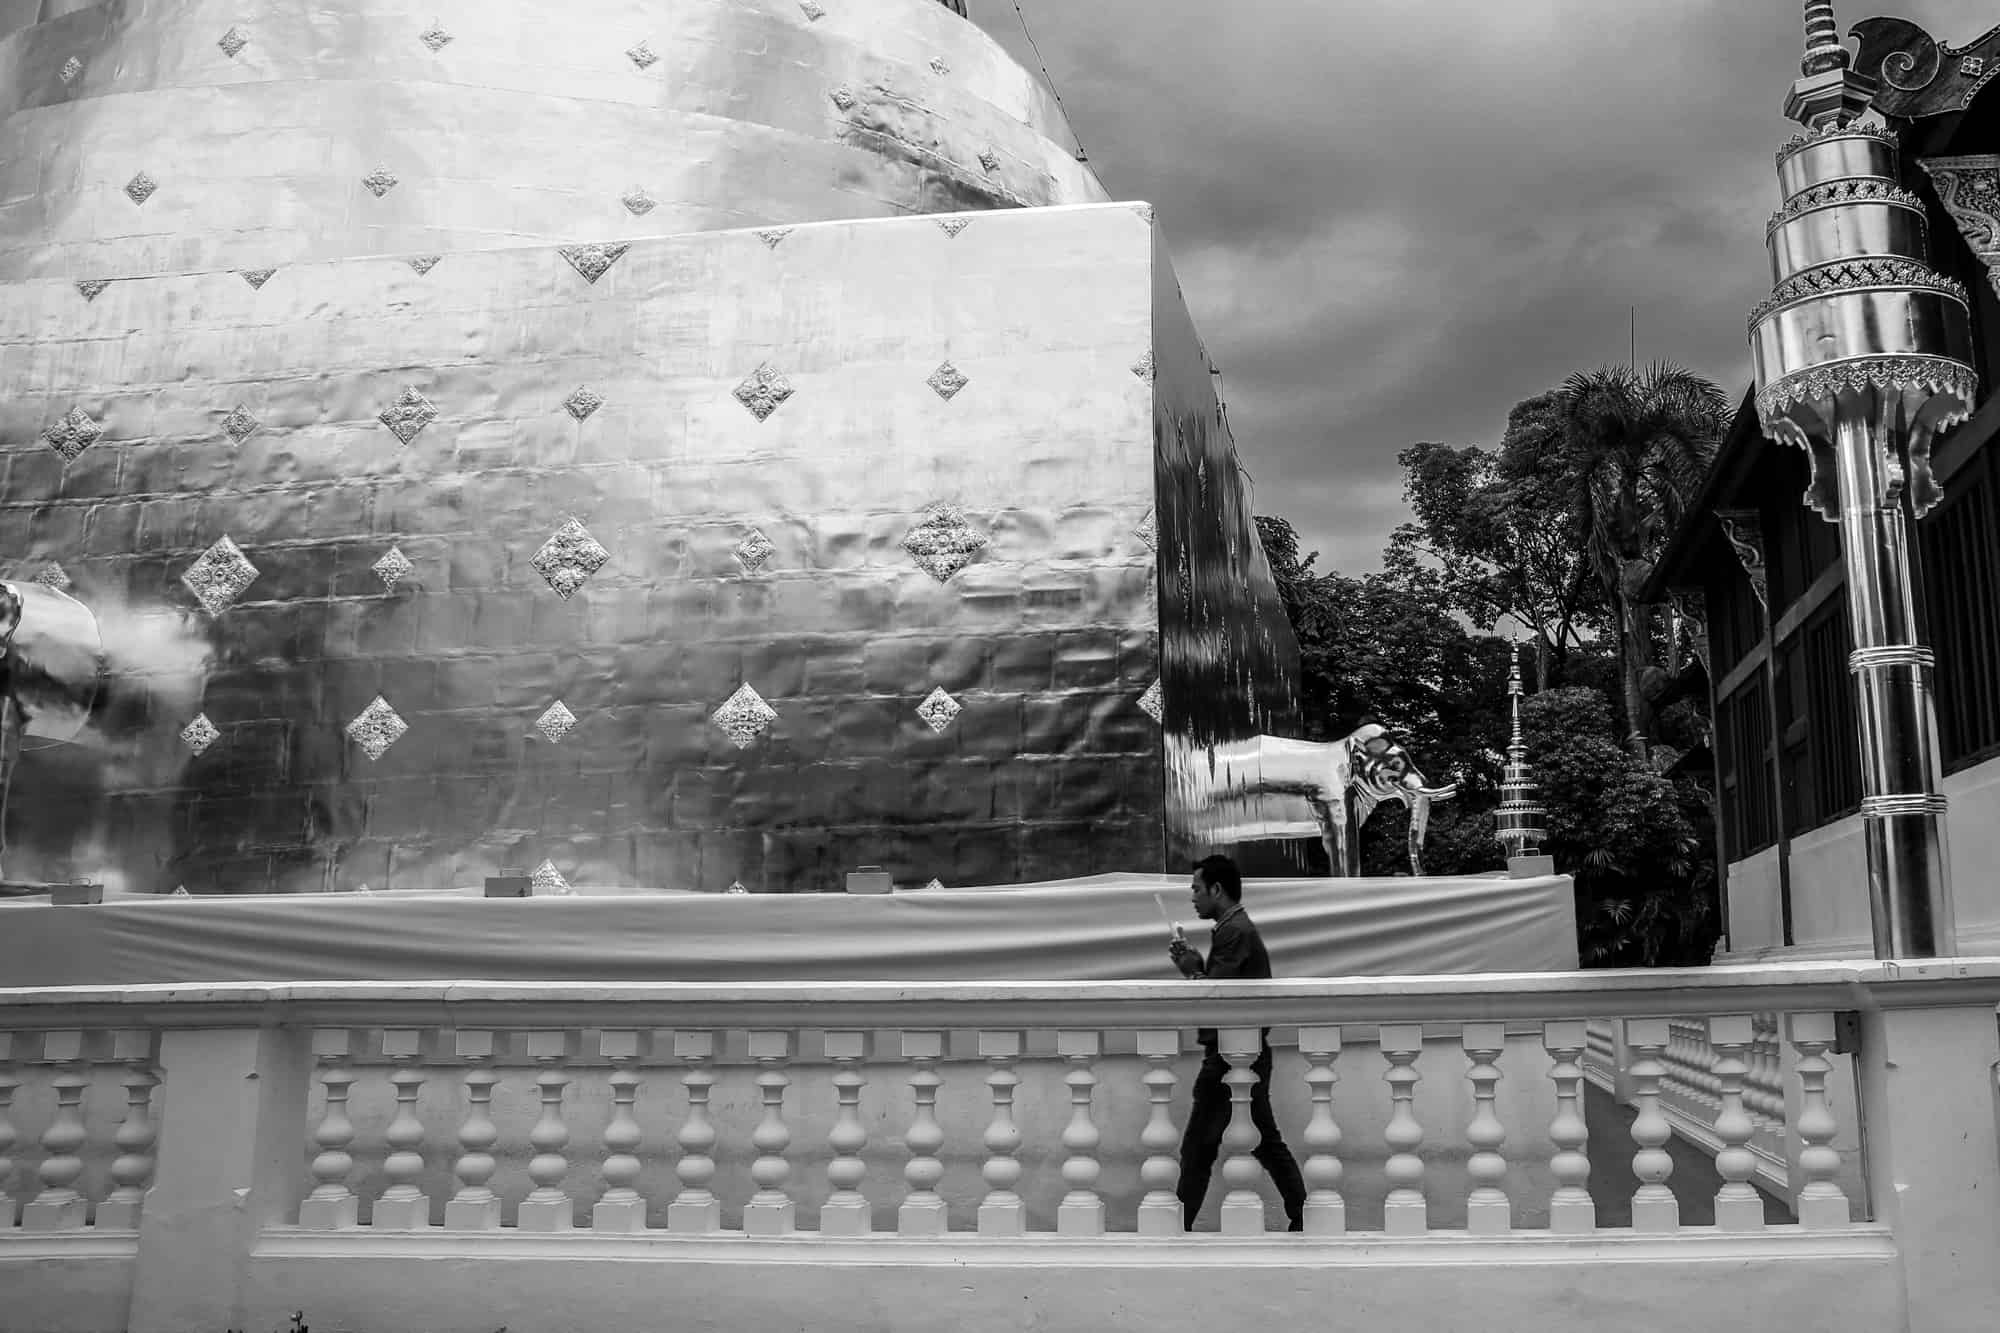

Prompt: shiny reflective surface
[0,0,1106,279]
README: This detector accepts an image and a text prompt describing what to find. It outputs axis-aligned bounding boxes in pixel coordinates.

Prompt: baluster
[1708,1014,1763,1231]
[300,1029,359,1229]
[1215,1027,1266,1235]
[1462,1021,1510,1235]
[22,1031,89,1232]
[1752,1015,1786,1126]
[371,1029,432,1229]
[977,1030,1026,1236]
[515,1030,576,1231]
[1788,1012,1851,1228]
[444,1030,503,1230]
[1660,1022,1690,1117]
[667,1031,721,1232]
[0,1033,17,1227]
[744,1030,796,1235]
[96,1030,158,1229]
[593,1030,651,1233]
[898,1030,948,1236]
[1298,1026,1344,1235]
[821,1031,873,1236]
[1056,1030,1105,1235]
[1624,1018,1678,1232]
[1543,1020,1595,1234]
[1379,1023,1427,1236]
[1135,1029,1183,1237]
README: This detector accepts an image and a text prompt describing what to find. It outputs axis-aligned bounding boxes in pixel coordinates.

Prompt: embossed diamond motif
[1137,680,1164,725]
[725,881,749,894]
[221,405,260,443]
[124,173,157,206]
[182,536,260,615]
[927,360,969,401]
[901,504,989,583]
[712,683,778,749]
[922,878,945,892]
[532,860,573,895]
[407,255,441,276]
[419,24,453,52]
[60,57,82,85]
[42,407,103,463]
[627,41,658,70]
[1131,349,1156,383]
[734,529,776,573]
[563,386,604,421]
[239,268,275,290]
[532,518,610,600]
[171,886,191,897]
[346,696,408,762]
[76,279,109,301]
[558,242,629,284]
[180,714,220,756]
[378,386,437,445]
[800,1,826,18]
[930,57,951,76]
[937,216,972,238]
[33,563,71,594]
[734,364,794,421]
[830,86,856,110]
[916,687,962,733]
[362,167,398,198]
[621,187,656,216]
[1135,508,1158,551]
[756,227,792,249]
[219,27,249,58]
[978,150,1000,173]
[535,700,578,743]
[372,544,414,590]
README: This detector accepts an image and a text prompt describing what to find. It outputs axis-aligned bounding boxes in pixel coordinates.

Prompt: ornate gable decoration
[1920,156,2000,301]
[1850,18,2000,121]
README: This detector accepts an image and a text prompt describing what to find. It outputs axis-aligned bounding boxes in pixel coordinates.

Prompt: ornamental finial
[1495,639,1545,862]
[1801,2,1849,77]
[1507,639,1526,759]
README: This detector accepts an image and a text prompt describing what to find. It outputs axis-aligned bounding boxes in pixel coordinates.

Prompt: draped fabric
[0,873,1576,986]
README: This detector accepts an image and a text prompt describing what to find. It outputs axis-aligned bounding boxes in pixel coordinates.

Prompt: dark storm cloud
[990,0,1995,574]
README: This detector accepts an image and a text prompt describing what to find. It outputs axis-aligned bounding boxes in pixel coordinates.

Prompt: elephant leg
[1314,798,1350,878]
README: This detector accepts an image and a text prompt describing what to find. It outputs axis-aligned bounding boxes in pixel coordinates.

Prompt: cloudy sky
[989,0,1995,574]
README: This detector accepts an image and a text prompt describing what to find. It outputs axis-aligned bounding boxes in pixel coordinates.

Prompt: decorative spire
[1785,1,1877,128]
[1495,640,1547,863]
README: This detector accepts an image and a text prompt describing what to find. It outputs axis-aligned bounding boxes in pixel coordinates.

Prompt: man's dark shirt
[1195,902,1271,1047]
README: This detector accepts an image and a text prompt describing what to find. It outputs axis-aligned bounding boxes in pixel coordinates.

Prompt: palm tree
[1557,363,1728,758]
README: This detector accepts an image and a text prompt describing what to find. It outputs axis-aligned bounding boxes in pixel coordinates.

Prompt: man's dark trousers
[1176,1042,1307,1230]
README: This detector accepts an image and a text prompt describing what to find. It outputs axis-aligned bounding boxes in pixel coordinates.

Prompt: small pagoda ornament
[1494,642,1550,875]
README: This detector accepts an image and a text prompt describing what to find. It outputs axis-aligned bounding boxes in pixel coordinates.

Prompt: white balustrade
[1216,1027,1266,1236]
[977,1030,1027,1237]
[1379,1023,1427,1236]
[1462,1022,1510,1235]
[371,1029,431,1229]
[822,1030,873,1236]
[1298,1026,1344,1236]
[444,1030,503,1230]
[1134,1029,1182,1237]
[1624,1018,1678,1233]
[1542,1020,1594,1234]
[299,1029,359,1229]
[516,1031,576,1232]
[667,1031,721,1233]
[743,1030,796,1236]
[1708,1014,1764,1231]
[1055,1029,1104,1236]
[593,1030,651,1233]
[22,1030,88,1232]
[96,1029,158,1230]
[0,1032,17,1228]
[1749,1014,1787,1127]
[1788,1012,1852,1229]
[898,1030,948,1236]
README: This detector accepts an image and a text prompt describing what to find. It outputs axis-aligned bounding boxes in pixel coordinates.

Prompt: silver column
[1746,4,1979,958]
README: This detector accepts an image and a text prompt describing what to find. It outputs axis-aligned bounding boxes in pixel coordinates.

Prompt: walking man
[1168,854,1307,1231]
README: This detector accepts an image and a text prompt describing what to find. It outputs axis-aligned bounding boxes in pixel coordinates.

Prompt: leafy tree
[1555,364,1728,756]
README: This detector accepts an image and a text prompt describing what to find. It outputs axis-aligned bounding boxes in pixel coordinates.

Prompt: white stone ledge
[0,1234,140,1259]
[251,1224,1897,1268]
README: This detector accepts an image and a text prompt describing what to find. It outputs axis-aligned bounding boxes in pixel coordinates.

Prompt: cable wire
[1009,2,1114,195]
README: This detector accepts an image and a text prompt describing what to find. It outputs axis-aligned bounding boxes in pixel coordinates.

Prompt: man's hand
[1169,939,1203,979]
